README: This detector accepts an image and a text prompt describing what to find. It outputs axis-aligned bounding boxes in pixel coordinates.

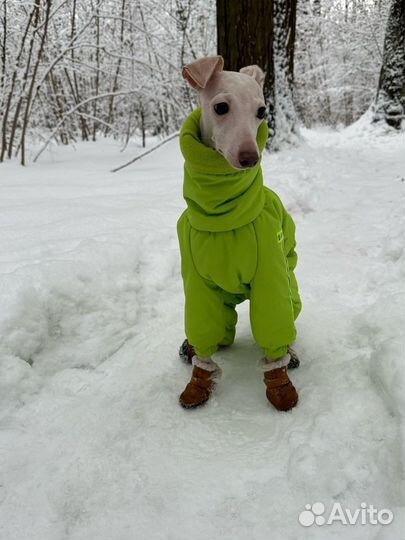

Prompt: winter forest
[0,1,404,540]
[0,0,404,164]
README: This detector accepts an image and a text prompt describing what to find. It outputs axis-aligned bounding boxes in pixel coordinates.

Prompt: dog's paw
[288,346,300,369]
[179,339,195,364]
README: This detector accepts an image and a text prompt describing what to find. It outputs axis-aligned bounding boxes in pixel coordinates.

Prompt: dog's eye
[257,106,266,119]
[214,102,229,115]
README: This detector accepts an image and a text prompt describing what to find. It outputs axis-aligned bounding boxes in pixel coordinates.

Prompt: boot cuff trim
[259,355,290,372]
[192,356,220,372]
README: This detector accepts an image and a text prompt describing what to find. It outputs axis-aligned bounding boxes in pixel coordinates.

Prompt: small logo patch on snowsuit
[277,230,284,243]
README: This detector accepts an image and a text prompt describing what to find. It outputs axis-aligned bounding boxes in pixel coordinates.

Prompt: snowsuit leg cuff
[193,344,218,358]
[261,345,289,360]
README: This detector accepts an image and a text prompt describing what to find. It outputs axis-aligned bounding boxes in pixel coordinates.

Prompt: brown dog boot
[262,357,298,411]
[179,357,221,409]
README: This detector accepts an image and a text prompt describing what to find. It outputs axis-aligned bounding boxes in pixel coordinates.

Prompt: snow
[0,127,404,540]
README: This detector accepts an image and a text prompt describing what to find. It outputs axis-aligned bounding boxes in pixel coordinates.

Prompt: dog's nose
[238,151,259,168]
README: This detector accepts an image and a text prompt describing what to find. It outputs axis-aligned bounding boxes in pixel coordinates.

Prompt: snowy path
[0,126,404,540]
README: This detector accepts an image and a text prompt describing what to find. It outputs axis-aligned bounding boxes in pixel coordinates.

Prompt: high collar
[180,108,269,232]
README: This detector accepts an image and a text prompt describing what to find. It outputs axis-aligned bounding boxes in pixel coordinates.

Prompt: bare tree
[69,0,90,142]
[0,2,37,162]
[0,0,6,109]
[92,0,101,141]
[19,0,53,165]
[295,0,389,127]
[105,0,126,134]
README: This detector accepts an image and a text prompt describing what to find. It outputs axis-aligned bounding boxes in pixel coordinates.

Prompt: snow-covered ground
[0,124,404,540]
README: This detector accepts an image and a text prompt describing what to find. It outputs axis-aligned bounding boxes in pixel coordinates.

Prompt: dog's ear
[239,65,266,89]
[182,56,224,90]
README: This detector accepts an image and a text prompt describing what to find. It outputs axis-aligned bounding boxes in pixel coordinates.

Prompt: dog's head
[182,56,266,170]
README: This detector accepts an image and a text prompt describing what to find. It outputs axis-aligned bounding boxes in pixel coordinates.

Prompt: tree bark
[373,0,405,129]
[216,0,275,132]
[216,0,298,145]
[0,0,6,107]
[273,0,298,147]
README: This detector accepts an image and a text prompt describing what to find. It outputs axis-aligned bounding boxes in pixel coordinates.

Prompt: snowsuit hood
[179,108,269,232]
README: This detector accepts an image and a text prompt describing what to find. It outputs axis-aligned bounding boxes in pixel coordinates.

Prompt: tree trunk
[373,0,405,129]
[0,5,36,161]
[70,0,89,142]
[92,1,100,141]
[1,0,6,108]
[176,0,194,112]
[105,0,126,136]
[216,0,298,145]
[216,0,275,133]
[20,0,53,165]
[140,105,146,148]
[6,1,42,160]
[273,0,298,147]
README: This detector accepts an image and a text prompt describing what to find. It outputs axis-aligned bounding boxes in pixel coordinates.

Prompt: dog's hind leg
[287,346,300,369]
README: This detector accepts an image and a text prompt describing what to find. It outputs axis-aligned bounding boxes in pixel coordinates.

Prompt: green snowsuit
[177,108,301,360]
